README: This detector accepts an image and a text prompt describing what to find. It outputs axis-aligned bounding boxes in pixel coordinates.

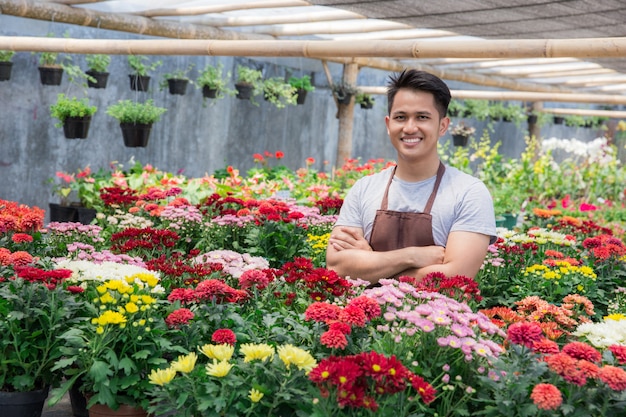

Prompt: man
[326,69,497,284]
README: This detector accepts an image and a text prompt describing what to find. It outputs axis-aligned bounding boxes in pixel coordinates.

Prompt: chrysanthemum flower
[562,341,602,362]
[248,388,264,403]
[205,360,233,378]
[599,365,626,391]
[277,344,317,373]
[199,343,235,361]
[171,352,197,374]
[148,367,177,386]
[320,329,348,349]
[530,383,562,410]
[212,328,237,346]
[507,321,544,348]
[240,343,275,362]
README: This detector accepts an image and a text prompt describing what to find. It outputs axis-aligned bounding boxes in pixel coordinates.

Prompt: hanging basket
[49,203,78,222]
[88,403,148,417]
[0,61,13,81]
[62,116,92,139]
[235,83,253,100]
[86,70,109,89]
[202,86,218,99]
[120,122,153,148]
[38,66,63,86]
[167,78,189,95]
[129,74,151,92]
[553,116,564,125]
[295,89,308,105]
[452,134,469,147]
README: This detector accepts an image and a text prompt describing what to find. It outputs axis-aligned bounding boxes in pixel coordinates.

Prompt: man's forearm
[326,247,418,283]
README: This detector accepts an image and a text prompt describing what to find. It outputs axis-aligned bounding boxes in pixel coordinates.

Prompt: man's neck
[394,158,441,182]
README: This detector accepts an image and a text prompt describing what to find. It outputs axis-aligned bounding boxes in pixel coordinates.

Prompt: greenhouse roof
[6,0,626,98]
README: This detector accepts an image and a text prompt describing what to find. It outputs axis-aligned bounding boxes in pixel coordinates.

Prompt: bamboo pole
[336,62,359,167]
[135,1,310,18]
[542,108,626,118]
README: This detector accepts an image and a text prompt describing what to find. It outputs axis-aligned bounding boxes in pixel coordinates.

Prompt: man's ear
[439,116,450,137]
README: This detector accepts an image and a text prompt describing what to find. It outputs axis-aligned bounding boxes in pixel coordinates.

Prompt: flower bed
[2,139,626,416]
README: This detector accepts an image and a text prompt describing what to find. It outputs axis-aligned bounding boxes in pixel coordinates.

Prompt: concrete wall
[0,16,601,220]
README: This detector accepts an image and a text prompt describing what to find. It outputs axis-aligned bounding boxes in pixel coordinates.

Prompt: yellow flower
[148,367,177,386]
[240,343,275,363]
[205,360,233,377]
[276,344,317,373]
[200,343,234,361]
[248,388,264,403]
[93,310,127,326]
[99,292,115,304]
[140,295,157,305]
[605,313,626,321]
[171,352,197,374]
[124,302,139,314]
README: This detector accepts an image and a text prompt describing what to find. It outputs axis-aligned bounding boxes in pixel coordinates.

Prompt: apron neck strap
[380,162,446,212]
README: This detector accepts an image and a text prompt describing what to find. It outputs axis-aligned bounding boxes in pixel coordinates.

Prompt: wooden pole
[336,62,359,167]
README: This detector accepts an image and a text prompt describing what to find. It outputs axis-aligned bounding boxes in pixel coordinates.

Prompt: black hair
[387,69,451,118]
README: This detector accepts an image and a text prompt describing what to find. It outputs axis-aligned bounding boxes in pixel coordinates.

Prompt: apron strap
[380,162,446,213]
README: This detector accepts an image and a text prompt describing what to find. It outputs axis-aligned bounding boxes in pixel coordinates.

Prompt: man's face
[385,89,449,164]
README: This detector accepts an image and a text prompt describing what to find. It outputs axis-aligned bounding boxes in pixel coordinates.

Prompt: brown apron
[369,162,445,251]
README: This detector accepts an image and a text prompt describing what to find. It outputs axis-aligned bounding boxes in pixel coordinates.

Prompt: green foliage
[39,51,60,67]
[85,54,111,72]
[50,93,97,126]
[106,99,167,124]
[447,99,466,117]
[162,64,194,81]
[464,99,491,120]
[127,55,162,76]
[355,92,375,106]
[564,114,586,127]
[262,77,297,109]
[235,65,263,85]
[0,50,15,62]
[288,74,315,92]
[331,81,358,101]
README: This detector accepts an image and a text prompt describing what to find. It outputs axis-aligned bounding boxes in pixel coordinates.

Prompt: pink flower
[320,329,348,349]
[211,328,237,345]
[165,308,194,328]
[507,321,543,348]
[562,341,602,362]
[304,302,342,323]
[599,365,626,391]
[530,383,562,410]
[609,345,626,364]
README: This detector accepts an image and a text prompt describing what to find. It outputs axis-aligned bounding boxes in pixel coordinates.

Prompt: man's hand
[328,226,373,251]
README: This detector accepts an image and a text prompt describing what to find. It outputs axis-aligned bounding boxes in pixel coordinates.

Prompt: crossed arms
[326,226,490,284]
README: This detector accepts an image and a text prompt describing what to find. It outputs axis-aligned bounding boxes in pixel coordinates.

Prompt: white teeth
[402,138,422,143]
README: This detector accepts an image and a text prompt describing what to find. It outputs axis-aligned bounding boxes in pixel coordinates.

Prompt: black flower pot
[49,203,79,222]
[335,92,353,105]
[202,86,218,99]
[360,100,374,109]
[38,66,64,86]
[296,89,308,105]
[167,78,189,95]
[553,116,564,125]
[76,206,97,225]
[235,83,253,100]
[452,134,469,147]
[86,70,109,89]
[120,122,152,147]
[63,116,92,139]
[0,61,13,81]
[129,74,151,92]
[0,386,49,417]
[527,114,538,124]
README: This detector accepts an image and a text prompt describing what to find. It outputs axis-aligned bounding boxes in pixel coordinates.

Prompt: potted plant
[355,91,375,109]
[0,264,84,416]
[463,99,490,120]
[85,54,111,89]
[37,50,64,86]
[331,81,358,105]
[127,55,162,92]
[196,62,235,99]
[447,99,466,117]
[288,74,315,105]
[234,65,263,100]
[262,77,297,109]
[0,50,15,81]
[160,64,194,95]
[106,99,167,147]
[50,94,97,139]
[450,122,476,146]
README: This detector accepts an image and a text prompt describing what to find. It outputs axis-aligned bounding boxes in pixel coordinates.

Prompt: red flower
[320,329,348,349]
[238,269,270,290]
[507,321,544,348]
[165,308,195,328]
[562,341,602,362]
[304,302,342,323]
[11,233,33,243]
[328,321,352,335]
[609,345,626,364]
[338,304,367,327]
[532,338,560,354]
[530,383,562,410]
[409,374,437,404]
[348,296,381,320]
[275,150,284,159]
[599,365,626,391]
[211,328,237,346]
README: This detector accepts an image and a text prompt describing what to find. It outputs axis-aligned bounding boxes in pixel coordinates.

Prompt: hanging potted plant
[127,55,162,92]
[331,81,358,105]
[288,74,315,105]
[196,62,235,100]
[159,64,194,96]
[447,99,466,117]
[50,93,98,139]
[450,122,476,146]
[262,77,297,109]
[234,65,263,101]
[85,54,111,89]
[37,50,64,86]
[106,99,167,148]
[355,91,375,109]
[0,50,15,81]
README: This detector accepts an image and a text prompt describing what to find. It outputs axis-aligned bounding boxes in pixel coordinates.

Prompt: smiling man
[326,69,497,285]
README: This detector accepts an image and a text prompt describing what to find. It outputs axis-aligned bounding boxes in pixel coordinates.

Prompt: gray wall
[0,16,601,220]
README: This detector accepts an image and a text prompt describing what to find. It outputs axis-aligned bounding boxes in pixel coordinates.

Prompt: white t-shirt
[335,165,498,246]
